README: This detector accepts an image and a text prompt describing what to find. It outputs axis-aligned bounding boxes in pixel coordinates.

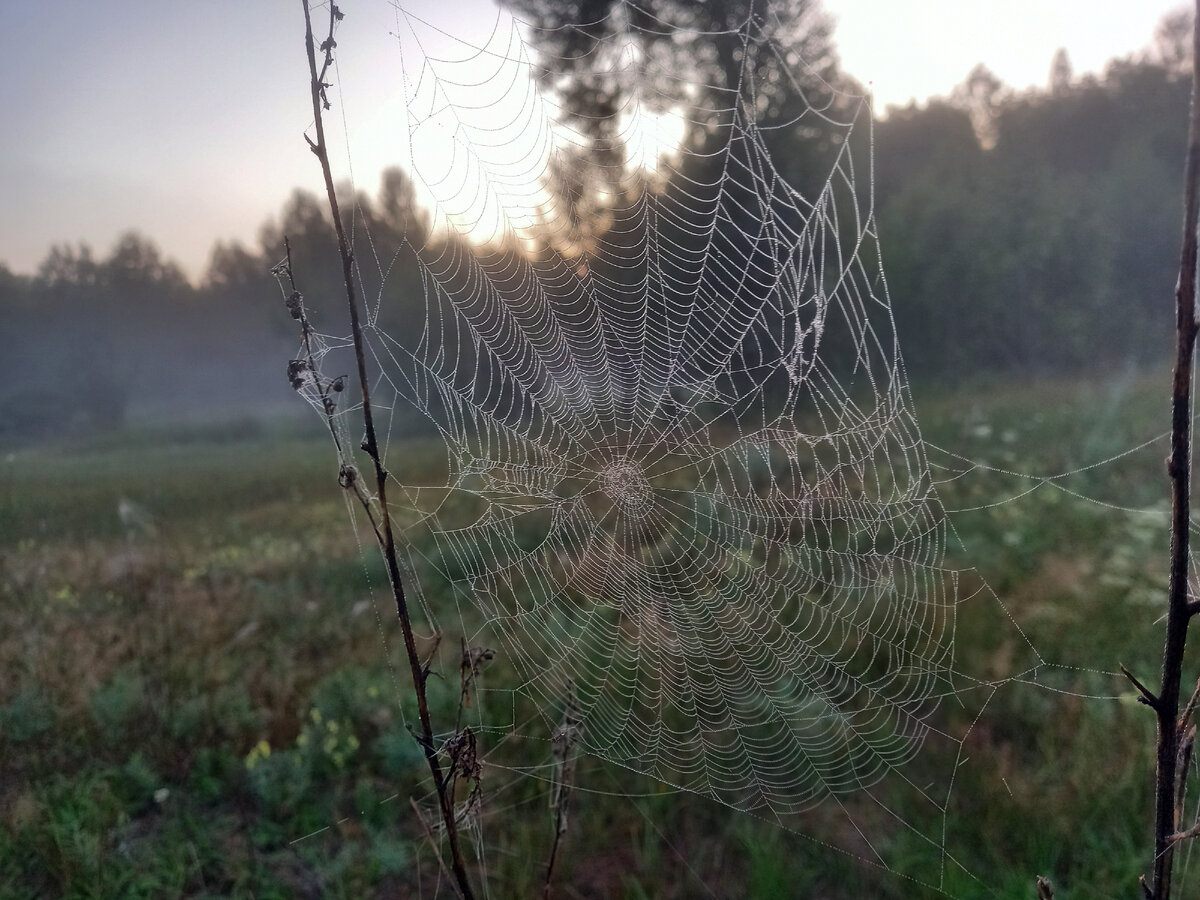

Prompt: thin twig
[1169,819,1200,845]
[544,688,582,899]
[410,796,463,900]
[1123,663,1162,710]
[1176,725,1195,836]
[1176,681,1200,844]
[1180,677,1200,736]
[297,3,476,897]
[457,639,494,734]
[277,237,342,453]
[276,239,382,543]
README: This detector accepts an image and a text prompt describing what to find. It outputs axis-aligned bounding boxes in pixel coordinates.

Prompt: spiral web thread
[281,0,1088,890]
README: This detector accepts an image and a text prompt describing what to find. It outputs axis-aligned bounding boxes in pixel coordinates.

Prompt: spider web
[283,0,1121,892]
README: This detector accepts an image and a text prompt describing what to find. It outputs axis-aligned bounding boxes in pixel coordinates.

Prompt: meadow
[0,369,1186,898]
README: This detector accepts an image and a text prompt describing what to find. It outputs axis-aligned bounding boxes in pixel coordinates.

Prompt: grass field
[0,369,1189,898]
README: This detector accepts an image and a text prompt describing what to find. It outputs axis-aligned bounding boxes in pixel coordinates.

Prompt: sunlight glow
[364,2,688,253]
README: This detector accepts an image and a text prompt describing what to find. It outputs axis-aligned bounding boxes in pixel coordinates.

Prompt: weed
[0,371,1181,896]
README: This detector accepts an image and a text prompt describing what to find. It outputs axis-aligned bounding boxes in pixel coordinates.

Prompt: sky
[0,0,1186,281]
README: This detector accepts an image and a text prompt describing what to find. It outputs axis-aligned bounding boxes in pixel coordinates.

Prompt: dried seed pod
[286,359,309,389]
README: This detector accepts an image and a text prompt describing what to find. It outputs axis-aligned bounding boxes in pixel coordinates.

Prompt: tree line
[876,13,1191,379]
[0,3,1190,442]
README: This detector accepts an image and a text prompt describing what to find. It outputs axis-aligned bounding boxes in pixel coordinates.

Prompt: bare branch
[456,638,494,733]
[1176,725,1195,835]
[297,3,476,897]
[1180,676,1200,736]
[1168,819,1200,845]
[544,687,583,899]
[409,797,466,900]
[1147,4,1200,896]
[1122,664,1162,711]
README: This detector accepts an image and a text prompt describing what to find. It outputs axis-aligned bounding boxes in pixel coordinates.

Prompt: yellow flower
[245,739,272,770]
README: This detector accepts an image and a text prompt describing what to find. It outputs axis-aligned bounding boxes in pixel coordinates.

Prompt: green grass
[0,374,1189,898]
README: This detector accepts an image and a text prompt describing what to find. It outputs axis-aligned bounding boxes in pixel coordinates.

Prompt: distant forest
[0,4,1191,443]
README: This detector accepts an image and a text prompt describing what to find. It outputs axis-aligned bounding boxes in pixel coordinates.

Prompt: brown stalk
[297,3,476,897]
[278,239,380,538]
[1147,4,1200,897]
[544,688,582,899]
[1175,678,1200,831]
[1176,726,1196,837]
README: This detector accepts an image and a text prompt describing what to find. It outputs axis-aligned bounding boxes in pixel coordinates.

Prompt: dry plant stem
[282,239,335,441]
[1180,676,1200,735]
[1170,815,1200,845]
[1175,679,1200,830]
[410,797,458,893]
[456,638,471,734]
[1149,4,1200,897]
[299,4,476,899]
[1176,726,1195,834]
[1124,664,1161,709]
[544,692,581,899]
[281,238,381,531]
[543,807,567,900]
